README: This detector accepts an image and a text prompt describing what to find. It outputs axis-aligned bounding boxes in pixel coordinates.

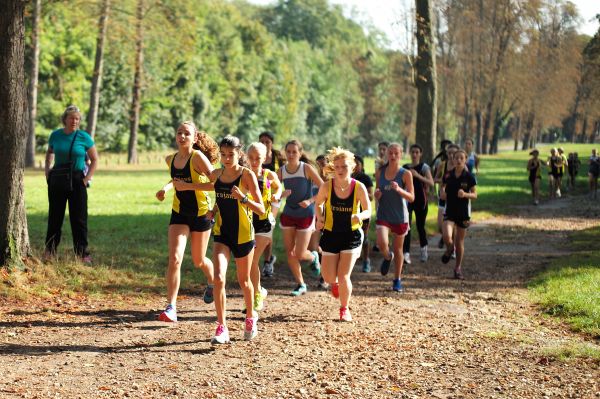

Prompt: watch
[240,195,249,204]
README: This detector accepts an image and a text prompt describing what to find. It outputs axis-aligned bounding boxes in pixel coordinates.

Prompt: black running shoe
[437,237,444,249]
[380,252,394,276]
[453,269,464,280]
[441,251,452,264]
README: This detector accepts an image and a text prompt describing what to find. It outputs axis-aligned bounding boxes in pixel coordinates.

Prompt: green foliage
[30,0,406,157]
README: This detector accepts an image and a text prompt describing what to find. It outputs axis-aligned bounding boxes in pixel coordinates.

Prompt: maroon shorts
[280,214,314,230]
[376,220,409,236]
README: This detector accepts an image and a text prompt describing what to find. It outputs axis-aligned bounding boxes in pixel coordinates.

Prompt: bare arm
[299,164,324,208]
[238,168,265,215]
[268,170,283,201]
[353,182,372,225]
[83,146,98,186]
[44,147,54,180]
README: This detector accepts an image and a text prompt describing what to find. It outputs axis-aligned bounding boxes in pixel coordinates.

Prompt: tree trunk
[414,0,437,164]
[25,0,41,168]
[0,0,30,268]
[128,0,144,164]
[513,116,521,151]
[87,0,110,139]
[475,108,483,154]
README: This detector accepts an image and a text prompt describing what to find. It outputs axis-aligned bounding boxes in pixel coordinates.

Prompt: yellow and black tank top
[324,179,361,232]
[253,169,272,223]
[213,169,254,244]
[171,152,211,216]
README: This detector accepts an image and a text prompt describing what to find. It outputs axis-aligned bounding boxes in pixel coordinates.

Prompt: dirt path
[1,196,599,398]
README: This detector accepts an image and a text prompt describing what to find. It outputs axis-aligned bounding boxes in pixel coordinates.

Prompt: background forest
[24,0,600,163]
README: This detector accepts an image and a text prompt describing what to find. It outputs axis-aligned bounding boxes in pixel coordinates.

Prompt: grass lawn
[529,225,600,338]
[4,143,598,312]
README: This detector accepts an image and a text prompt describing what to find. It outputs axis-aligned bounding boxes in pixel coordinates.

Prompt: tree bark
[414,0,437,163]
[87,0,110,139]
[128,0,144,164]
[25,0,41,168]
[0,0,30,268]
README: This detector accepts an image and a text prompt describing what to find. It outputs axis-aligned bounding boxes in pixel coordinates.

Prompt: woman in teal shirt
[44,105,98,263]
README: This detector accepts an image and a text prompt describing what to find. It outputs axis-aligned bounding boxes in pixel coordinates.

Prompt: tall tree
[128,0,144,164]
[0,0,30,267]
[87,0,111,139]
[414,0,437,163]
[25,0,41,167]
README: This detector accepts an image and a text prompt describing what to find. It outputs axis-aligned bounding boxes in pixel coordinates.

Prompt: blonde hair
[247,142,267,160]
[322,147,356,178]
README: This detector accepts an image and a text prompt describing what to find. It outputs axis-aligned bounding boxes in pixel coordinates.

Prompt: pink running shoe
[331,283,339,299]
[339,307,352,322]
[211,323,230,345]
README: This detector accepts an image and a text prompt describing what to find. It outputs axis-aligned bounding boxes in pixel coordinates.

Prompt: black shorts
[213,236,255,258]
[170,211,212,232]
[443,215,471,229]
[320,229,363,255]
[438,198,446,207]
[253,218,274,235]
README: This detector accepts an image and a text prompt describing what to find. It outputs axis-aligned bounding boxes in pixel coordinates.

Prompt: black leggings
[403,202,428,252]
[45,172,89,257]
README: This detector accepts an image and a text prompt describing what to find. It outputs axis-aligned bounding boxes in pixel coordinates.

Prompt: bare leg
[190,229,214,285]
[454,227,468,271]
[234,248,255,319]
[283,228,304,285]
[252,236,271,293]
[212,243,230,326]
[320,253,339,285]
[376,226,391,261]
[337,251,359,308]
[166,225,190,306]
[392,233,406,280]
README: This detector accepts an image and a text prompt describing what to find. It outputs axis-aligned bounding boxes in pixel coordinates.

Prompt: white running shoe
[403,252,412,265]
[420,246,428,262]
[211,324,230,345]
[243,312,258,341]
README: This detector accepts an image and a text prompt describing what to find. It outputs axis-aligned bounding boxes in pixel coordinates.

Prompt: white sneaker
[403,252,411,265]
[420,246,428,262]
[243,312,258,341]
[211,323,230,345]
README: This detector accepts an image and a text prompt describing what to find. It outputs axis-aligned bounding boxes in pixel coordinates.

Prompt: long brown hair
[180,121,219,164]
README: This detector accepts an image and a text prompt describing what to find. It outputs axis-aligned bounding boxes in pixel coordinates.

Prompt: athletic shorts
[320,229,363,255]
[213,236,255,258]
[280,214,314,231]
[254,217,275,239]
[443,216,471,229]
[529,175,541,184]
[376,220,409,236]
[170,211,212,232]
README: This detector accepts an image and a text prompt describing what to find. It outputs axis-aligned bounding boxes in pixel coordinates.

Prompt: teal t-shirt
[49,129,95,172]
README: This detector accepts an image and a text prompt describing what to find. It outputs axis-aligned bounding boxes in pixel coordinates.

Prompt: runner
[314,147,371,321]
[372,141,389,253]
[547,148,562,199]
[208,136,265,344]
[567,152,580,190]
[246,142,282,312]
[588,149,599,199]
[464,138,480,175]
[258,131,285,277]
[557,147,568,196]
[277,140,324,296]
[527,149,542,205]
[440,149,477,280]
[312,154,329,289]
[434,144,459,248]
[375,143,415,292]
[402,144,434,263]
[352,155,374,272]
[155,122,219,322]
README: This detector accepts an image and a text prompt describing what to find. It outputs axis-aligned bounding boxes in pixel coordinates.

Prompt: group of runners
[527,147,600,203]
[155,123,478,344]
